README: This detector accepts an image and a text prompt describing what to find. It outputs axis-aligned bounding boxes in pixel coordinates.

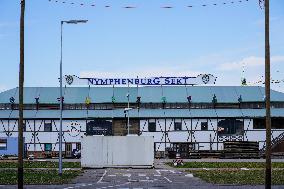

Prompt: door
[65,143,72,158]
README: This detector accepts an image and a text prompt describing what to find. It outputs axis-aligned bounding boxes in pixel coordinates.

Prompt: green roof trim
[0,86,284,104]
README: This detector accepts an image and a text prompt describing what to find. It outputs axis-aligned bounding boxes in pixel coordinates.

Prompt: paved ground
[2,168,284,189]
[1,160,284,189]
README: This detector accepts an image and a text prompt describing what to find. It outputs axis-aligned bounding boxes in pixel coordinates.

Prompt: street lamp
[59,19,88,176]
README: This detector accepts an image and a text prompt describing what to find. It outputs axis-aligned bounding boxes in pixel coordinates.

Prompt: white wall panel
[53,143,59,151]
[140,120,148,131]
[9,120,18,132]
[156,119,165,132]
[63,133,82,143]
[166,119,174,131]
[24,132,33,143]
[26,144,35,151]
[0,120,9,132]
[155,143,165,151]
[0,132,8,137]
[9,132,18,137]
[259,141,266,150]
[51,143,66,151]
[245,131,266,142]
[208,119,217,130]
[167,131,188,142]
[182,119,191,130]
[193,131,215,143]
[154,142,171,151]
[244,119,253,130]
[211,143,218,151]
[192,119,207,130]
[218,143,224,150]
[141,132,164,143]
[72,143,76,150]
[25,120,34,131]
[37,144,44,151]
[35,120,44,131]
[52,120,59,131]
[80,120,86,132]
[36,132,58,143]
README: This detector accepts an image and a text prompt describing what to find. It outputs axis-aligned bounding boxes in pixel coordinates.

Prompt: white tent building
[0,86,283,158]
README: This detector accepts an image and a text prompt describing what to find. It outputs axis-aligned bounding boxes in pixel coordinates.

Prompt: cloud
[271,56,284,62]
[218,55,284,71]
[0,85,7,93]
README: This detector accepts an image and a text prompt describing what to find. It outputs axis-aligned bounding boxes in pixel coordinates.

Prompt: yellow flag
[85,97,91,105]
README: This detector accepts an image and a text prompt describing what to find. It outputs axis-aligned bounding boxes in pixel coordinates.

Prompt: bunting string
[47,0,251,9]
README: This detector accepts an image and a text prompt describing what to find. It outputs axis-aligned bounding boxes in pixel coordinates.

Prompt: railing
[260,131,284,153]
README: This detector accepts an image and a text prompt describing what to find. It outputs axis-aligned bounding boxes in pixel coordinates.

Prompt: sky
[0,0,284,92]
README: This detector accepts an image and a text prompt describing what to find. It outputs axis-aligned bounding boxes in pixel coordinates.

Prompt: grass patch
[0,161,80,168]
[0,169,81,185]
[191,170,284,185]
[170,162,284,169]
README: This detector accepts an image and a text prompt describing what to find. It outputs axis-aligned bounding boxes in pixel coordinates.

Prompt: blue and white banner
[64,74,217,86]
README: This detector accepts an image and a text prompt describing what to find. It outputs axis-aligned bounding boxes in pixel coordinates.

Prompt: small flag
[85,97,91,105]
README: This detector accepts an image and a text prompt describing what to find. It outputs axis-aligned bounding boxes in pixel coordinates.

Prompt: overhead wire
[47,0,251,9]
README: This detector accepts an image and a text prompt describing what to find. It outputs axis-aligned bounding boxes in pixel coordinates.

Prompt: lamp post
[59,19,88,176]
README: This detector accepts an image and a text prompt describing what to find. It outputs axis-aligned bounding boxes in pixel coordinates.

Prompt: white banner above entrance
[64,74,217,86]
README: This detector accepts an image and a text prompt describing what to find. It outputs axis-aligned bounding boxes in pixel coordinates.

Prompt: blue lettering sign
[67,74,215,86]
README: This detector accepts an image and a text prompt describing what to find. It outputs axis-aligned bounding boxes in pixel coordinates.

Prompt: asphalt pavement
[1,160,284,189]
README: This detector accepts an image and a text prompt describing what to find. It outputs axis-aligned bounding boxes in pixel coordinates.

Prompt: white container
[81,136,154,168]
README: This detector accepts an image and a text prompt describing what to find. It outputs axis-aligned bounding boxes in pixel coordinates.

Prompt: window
[174,119,182,131]
[44,121,52,132]
[272,118,284,129]
[148,119,156,132]
[201,121,208,131]
[253,119,265,129]
[218,119,244,135]
[0,139,7,150]
[44,143,52,151]
[86,120,112,135]
[253,118,284,129]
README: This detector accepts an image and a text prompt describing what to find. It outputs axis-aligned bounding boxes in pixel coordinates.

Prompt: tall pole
[127,82,130,135]
[265,0,271,188]
[58,20,88,175]
[18,0,25,188]
[59,21,63,176]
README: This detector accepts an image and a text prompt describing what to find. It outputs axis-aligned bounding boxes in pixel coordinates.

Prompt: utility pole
[18,0,25,188]
[264,0,271,188]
